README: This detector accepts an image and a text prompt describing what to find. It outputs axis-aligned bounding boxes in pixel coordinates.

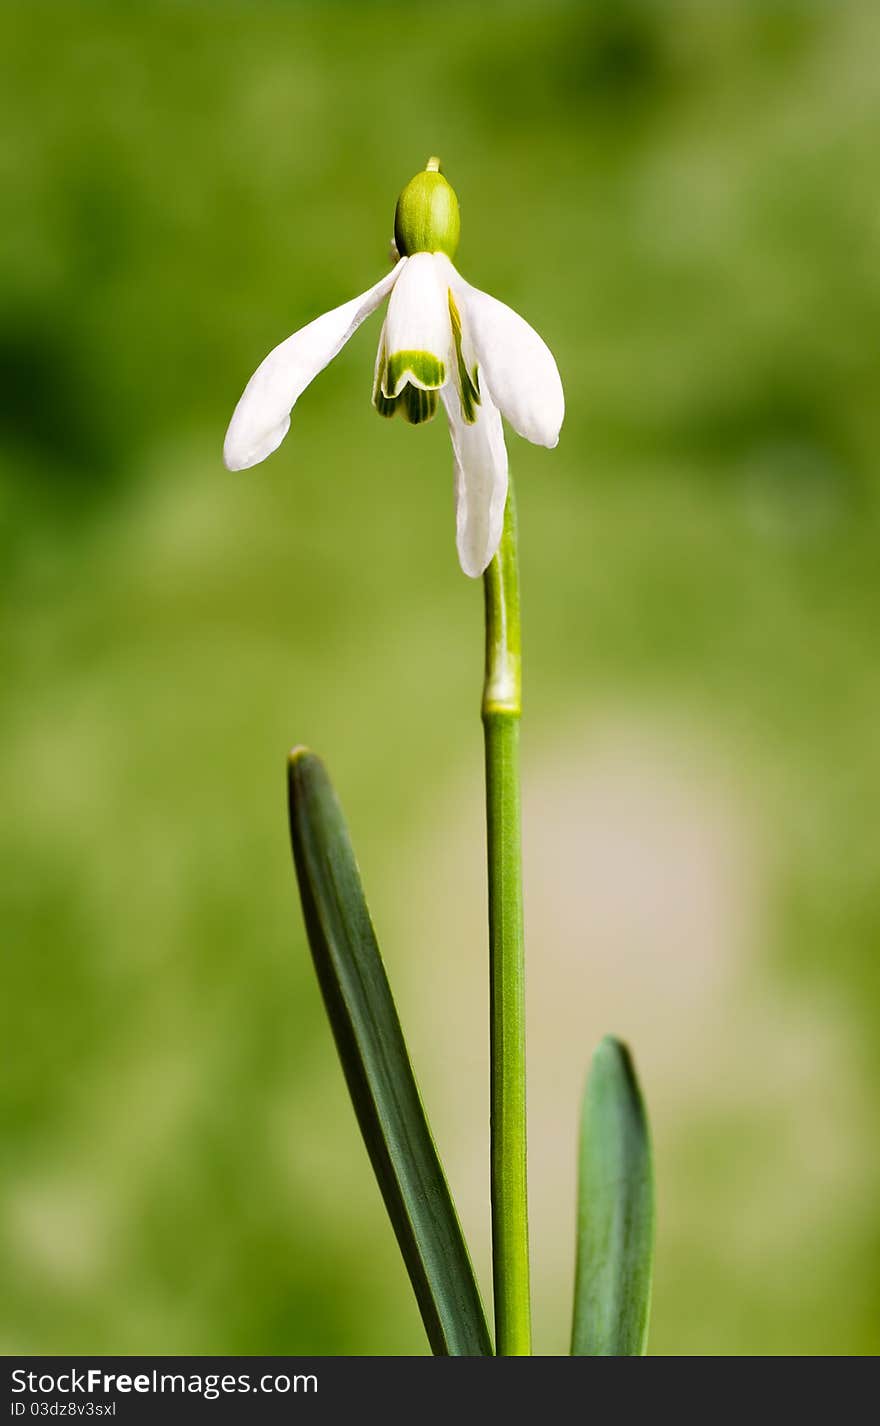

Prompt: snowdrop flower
[223,159,563,577]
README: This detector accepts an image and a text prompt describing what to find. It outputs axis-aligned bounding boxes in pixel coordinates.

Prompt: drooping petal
[442,384,509,579]
[383,252,451,396]
[224,259,406,471]
[450,271,564,448]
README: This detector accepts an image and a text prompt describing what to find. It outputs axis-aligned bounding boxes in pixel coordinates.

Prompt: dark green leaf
[571,1035,655,1356]
[287,748,493,1357]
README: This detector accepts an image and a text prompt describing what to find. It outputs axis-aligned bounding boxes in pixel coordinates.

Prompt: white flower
[223,160,564,577]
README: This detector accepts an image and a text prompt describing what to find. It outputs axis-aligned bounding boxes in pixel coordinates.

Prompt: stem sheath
[482,483,530,1356]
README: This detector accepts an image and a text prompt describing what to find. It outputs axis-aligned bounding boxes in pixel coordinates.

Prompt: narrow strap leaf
[287,748,493,1357]
[571,1036,655,1356]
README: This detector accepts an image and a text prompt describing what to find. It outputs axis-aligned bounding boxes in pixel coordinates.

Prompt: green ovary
[393,168,461,259]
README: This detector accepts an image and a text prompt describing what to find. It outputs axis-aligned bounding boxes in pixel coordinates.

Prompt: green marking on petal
[373,388,398,419]
[374,339,443,425]
[373,343,438,424]
[372,344,398,418]
[385,350,445,397]
[448,290,481,425]
[400,384,439,425]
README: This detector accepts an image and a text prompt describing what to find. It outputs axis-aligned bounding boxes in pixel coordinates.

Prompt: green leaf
[571,1035,655,1356]
[287,748,493,1357]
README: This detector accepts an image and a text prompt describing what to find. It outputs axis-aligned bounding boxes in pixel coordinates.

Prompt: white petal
[442,385,509,579]
[451,271,564,448]
[223,258,405,471]
[383,252,451,395]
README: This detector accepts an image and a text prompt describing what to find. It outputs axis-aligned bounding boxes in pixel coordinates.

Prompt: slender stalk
[482,481,530,1356]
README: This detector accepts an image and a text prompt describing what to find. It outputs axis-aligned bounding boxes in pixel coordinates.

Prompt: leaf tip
[589,1034,641,1103]
[573,1034,655,1357]
[287,745,321,795]
[287,747,328,841]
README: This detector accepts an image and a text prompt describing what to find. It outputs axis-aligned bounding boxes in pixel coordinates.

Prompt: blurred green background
[2,0,879,1356]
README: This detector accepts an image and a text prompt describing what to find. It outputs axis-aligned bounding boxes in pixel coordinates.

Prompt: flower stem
[482,481,531,1356]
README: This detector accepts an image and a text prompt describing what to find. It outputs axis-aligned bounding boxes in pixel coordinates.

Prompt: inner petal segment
[448,289,481,425]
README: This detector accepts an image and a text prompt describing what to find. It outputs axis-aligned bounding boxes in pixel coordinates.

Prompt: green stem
[482,481,531,1356]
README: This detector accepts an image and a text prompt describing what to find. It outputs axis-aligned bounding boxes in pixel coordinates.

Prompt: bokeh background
[3,0,879,1356]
